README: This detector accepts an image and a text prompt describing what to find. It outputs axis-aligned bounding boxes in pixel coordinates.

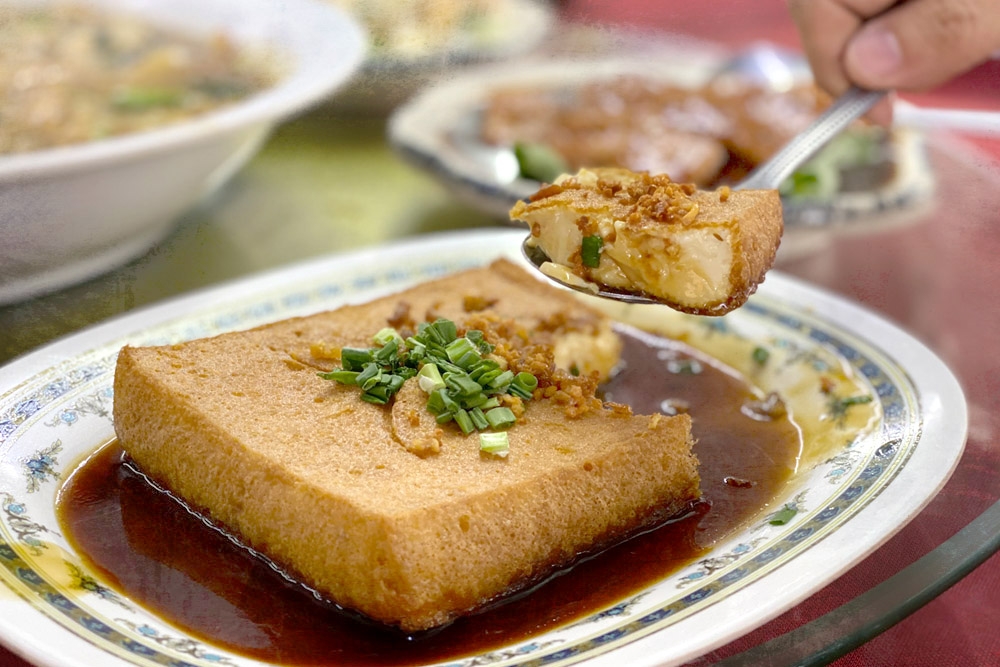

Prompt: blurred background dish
[327,0,556,113]
[388,45,934,255]
[0,0,365,306]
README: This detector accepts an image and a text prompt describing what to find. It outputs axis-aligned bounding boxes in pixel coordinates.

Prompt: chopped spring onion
[445,337,478,365]
[373,327,402,347]
[469,407,489,430]
[768,504,798,526]
[479,431,510,457]
[453,409,475,435]
[362,385,391,404]
[384,374,405,395]
[434,319,458,343]
[463,393,490,409]
[317,369,360,385]
[358,373,406,405]
[581,235,603,268]
[372,338,399,365]
[417,363,445,393]
[405,337,427,361]
[340,347,373,371]
[426,387,453,415]
[420,318,457,345]
[476,366,504,387]
[444,372,482,398]
[319,316,538,448]
[484,407,516,430]
[510,372,538,399]
[469,358,499,381]
[355,363,382,391]
[455,350,481,370]
[488,370,515,390]
[465,329,494,355]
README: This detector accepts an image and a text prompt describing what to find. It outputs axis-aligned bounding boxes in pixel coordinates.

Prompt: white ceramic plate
[0,229,966,666]
[387,55,935,244]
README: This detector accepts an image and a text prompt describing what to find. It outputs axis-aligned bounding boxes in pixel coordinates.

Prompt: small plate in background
[388,53,935,259]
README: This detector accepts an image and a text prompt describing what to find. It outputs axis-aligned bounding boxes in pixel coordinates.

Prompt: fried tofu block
[511,168,783,315]
[112,259,700,632]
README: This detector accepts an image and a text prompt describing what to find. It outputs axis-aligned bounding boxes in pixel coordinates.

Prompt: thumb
[844,0,1000,91]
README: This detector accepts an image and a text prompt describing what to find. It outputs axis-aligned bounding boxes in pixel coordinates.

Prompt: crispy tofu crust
[511,168,783,315]
[112,259,700,632]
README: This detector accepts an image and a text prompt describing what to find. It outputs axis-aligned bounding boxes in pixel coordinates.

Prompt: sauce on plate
[57,328,800,665]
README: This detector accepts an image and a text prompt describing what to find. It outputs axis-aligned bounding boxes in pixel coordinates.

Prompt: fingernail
[847,25,903,78]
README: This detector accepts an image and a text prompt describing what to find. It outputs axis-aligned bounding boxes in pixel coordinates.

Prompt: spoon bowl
[520,238,660,304]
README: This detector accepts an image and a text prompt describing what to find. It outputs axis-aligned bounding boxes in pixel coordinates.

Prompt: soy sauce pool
[57,328,800,666]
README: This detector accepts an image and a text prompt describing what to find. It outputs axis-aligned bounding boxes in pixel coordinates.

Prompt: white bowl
[0,0,366,305]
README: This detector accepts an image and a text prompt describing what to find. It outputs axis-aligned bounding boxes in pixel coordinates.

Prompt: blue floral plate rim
[0,229,967,667]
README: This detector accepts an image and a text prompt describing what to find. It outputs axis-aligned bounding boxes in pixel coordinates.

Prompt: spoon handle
[737,86,886,191]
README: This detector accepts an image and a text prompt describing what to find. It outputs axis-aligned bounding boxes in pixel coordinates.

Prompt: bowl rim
[0,0,367,180]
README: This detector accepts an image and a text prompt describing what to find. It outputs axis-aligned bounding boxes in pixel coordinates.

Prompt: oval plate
[0,229,966,666]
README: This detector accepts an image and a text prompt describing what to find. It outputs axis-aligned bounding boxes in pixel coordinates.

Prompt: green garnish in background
[111,86,184,110]
[780,130,882,199]
[514,141,569,183]
[828,393,874,421]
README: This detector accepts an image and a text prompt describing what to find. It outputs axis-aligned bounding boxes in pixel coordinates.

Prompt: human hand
[787,0,1000,123]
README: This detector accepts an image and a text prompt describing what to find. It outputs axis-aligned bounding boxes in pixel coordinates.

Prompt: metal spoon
[521,85,886,305]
